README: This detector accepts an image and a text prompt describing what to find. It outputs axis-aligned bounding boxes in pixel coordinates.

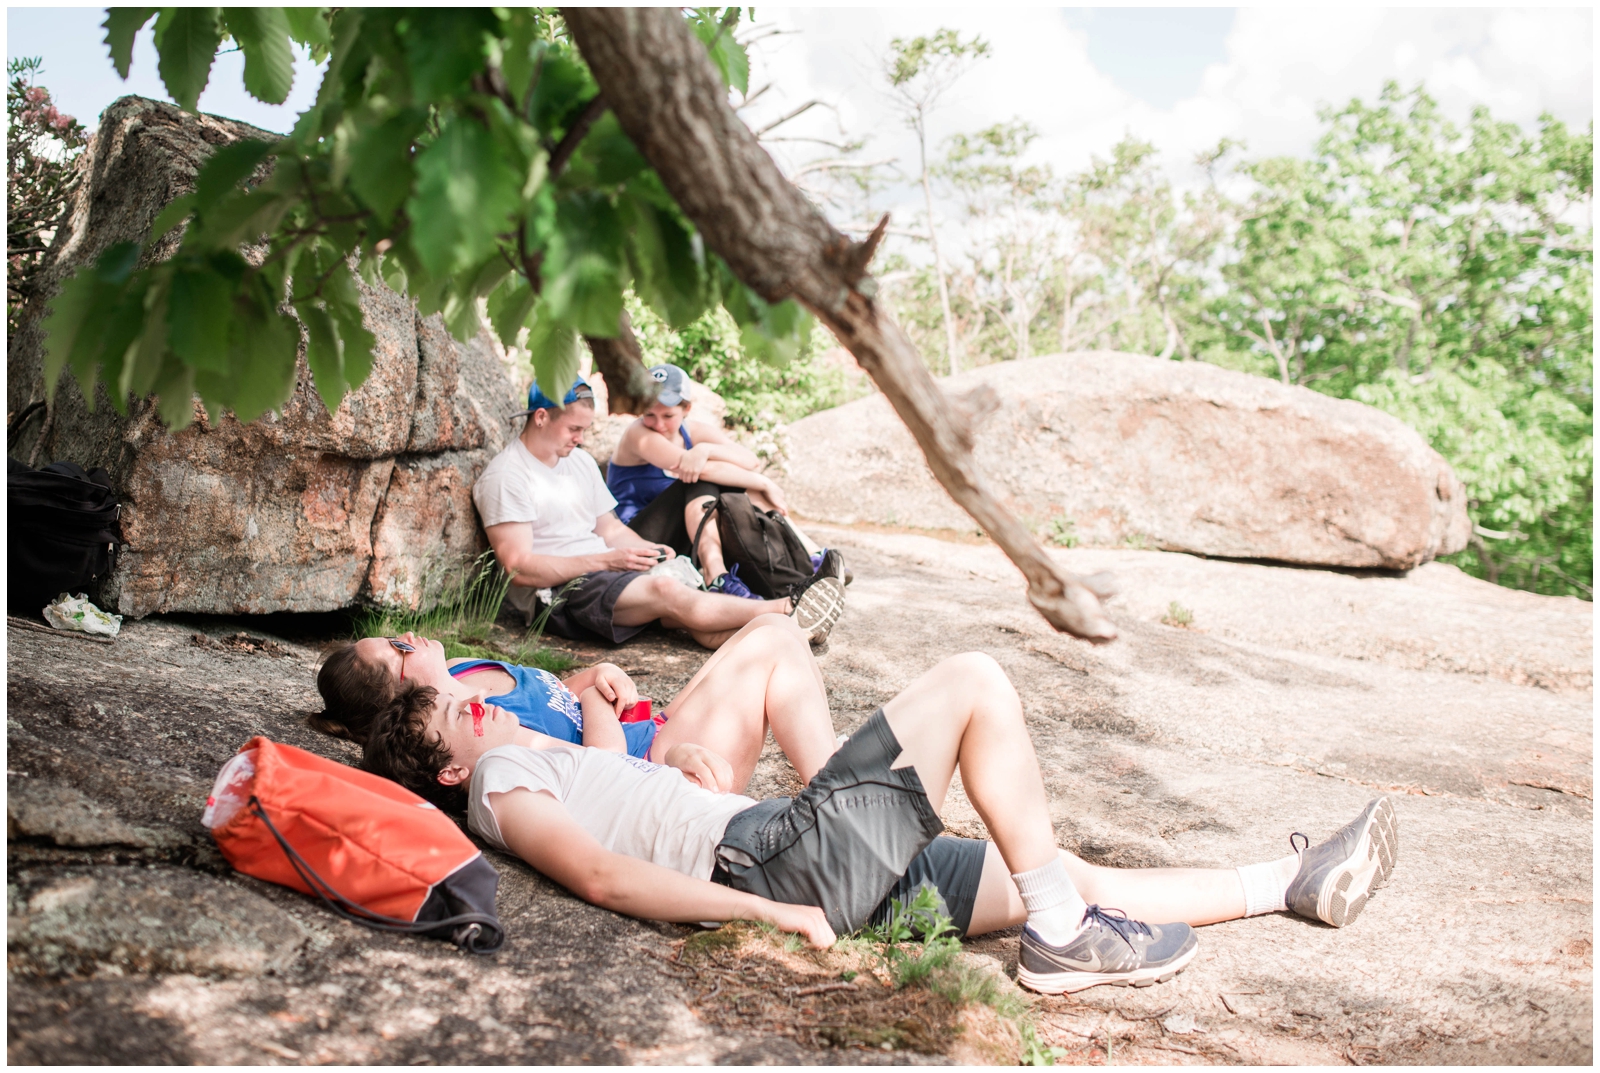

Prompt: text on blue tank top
[605,425,693,525]
[448,660,658,758]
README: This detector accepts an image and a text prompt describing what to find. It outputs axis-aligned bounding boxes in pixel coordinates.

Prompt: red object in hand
[619,698,653,723]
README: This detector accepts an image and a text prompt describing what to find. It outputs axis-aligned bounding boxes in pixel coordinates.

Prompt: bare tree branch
[754,100,822,137]
[563,7,1116,642]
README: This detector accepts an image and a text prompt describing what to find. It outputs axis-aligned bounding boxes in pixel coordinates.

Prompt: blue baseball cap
[648,364,690,407]
[512,376,594,419]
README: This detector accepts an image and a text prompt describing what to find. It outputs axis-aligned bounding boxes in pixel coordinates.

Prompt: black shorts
[711,709,989,937]
[627,480,734,557]
[544,570,650,645]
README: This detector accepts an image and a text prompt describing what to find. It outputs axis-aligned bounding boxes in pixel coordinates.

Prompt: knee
[942,652,1014,699]
[640,575,683,610]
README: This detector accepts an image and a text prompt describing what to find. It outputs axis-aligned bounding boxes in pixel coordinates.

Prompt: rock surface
[6,97,520,617]
[784,352,1471,570]
[7,529,1589,1064]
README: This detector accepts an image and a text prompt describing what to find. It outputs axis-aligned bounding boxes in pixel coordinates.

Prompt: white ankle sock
[1235,853,1299,917]
[1011,858,1089,946]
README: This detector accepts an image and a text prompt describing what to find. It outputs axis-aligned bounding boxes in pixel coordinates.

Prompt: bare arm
[485,519,668,588]
[488,787,836,946]
[578,687,628,752]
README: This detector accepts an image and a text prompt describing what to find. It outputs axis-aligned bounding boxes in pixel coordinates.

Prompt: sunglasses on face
[388,637,416,679]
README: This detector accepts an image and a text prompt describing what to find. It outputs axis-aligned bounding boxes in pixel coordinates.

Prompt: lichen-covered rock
[8,867,306,977]
[784,351,1470,570]
[8,97,518,615]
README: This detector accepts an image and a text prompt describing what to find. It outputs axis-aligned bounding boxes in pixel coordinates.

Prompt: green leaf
[122,284,171,400]
[166,267,234,372]
[576,111,647,186]
[295,301,347,414]
[324,266,375,389]
[230,306,300,424]
[348,108,427,222]
[40,270,102,403]
[153,7,223,112]
[623,190,709,328]
[150,193,198,243]
[222,7,295,104]
[194,139,274,212]
[542,191,626,336]
[153,356,198,429]
[407,115,522,277]
[487,276,538,348]
[442,291,482,342]
[103,8,156,80]
[282,6,331,56]
[400,8,497,104]
[526,43,596,138]
[191,188,290,249]
[525,305,582,402]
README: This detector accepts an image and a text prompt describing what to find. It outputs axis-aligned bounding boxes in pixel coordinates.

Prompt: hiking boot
[1285,797,1398,928]
[1017,905,1198,995]
[811,548,853,586]
[789,573,845,644]
[708,565,759,600]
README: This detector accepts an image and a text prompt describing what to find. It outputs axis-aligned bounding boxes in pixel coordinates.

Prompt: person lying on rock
[359,640,1400,995]
[312,616,839,795]
[472,376,845,650]
[605,363,840,596]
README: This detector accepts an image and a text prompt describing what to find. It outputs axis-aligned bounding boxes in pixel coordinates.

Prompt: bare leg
[880,653,1059,878]
[613,575,790,650]
[649,615,837,788]
[685,495,727,583]
[966,844,1249,935]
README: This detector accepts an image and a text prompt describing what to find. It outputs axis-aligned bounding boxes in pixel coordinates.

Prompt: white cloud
[747,5,1592,217]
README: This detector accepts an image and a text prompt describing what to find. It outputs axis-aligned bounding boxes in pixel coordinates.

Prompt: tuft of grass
[1161,600,1194,628]
[352,551,575,673]
[1123,531,1153,550]
[1046,515,1079,548]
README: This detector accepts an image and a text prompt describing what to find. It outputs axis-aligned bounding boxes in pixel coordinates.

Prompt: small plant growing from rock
[1047,515,1079,548]
[1161,601,1194,628]
[1124,532,1153,550]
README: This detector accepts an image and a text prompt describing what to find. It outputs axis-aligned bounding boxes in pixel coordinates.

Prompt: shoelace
[1082,904,1153,950]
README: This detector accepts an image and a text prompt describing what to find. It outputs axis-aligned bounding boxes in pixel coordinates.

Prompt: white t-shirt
[468,744,757,881]
[473,440,616,612]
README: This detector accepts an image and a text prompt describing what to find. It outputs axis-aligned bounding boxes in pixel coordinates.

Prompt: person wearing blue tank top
[314,614,842,796]
[606,364,812,596]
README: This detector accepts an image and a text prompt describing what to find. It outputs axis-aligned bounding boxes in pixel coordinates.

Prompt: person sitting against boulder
[472,376,844,650]
[311,616,840,792]
[360,645,1400,995]
[605,363,836,596]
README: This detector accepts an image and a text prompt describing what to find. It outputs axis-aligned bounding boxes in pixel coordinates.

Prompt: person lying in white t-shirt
[360,646,1400,995]
[473,378,844,650]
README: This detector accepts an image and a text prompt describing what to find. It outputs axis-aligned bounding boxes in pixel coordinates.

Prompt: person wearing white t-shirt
[473,378,845,649]
[359,652,1398,995]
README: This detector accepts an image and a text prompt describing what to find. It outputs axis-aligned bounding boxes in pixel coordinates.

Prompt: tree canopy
[44,7,808,431]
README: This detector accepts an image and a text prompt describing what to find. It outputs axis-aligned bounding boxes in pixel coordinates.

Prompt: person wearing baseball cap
[472,372,844,649]
[606,364,848,597]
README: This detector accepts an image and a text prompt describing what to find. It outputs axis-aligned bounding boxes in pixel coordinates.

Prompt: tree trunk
[563,7,1115,642]
[583,309,660,415]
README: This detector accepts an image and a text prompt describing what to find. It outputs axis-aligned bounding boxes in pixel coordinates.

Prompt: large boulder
[7,97,519,616]
[784,352,1470,570]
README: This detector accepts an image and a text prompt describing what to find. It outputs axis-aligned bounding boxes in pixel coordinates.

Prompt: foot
[1285,797,1398,928]
[708,566,759,600]
[788,572,845,644]
[811,548,853,586]
[1017,906,1198,995]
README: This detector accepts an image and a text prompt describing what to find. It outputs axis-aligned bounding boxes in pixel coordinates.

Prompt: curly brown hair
[309,641,397,745]
[359,681,468,813]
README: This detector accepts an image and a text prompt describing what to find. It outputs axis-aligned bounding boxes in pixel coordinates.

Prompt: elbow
[576,865,627,909]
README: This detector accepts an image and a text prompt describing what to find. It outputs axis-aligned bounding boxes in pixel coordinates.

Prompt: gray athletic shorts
[711,708,990,937]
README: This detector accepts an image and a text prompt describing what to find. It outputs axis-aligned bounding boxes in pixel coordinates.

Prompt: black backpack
[7,458,122,615]
[691,492,814,600]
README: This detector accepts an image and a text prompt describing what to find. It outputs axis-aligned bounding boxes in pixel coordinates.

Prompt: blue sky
[1061,8,1237,111]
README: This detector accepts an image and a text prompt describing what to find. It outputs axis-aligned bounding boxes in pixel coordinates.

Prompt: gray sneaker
[1285,797,1399,928]
[1017,905,1198,995]
[789,573,845,644]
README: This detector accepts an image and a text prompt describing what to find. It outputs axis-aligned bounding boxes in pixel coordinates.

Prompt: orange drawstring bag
[205,737,503,953]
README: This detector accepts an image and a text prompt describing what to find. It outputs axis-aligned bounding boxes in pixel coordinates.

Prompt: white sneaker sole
[1317,797,1399,927]
[1017,942,1198,995]
[792,577,845,644]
